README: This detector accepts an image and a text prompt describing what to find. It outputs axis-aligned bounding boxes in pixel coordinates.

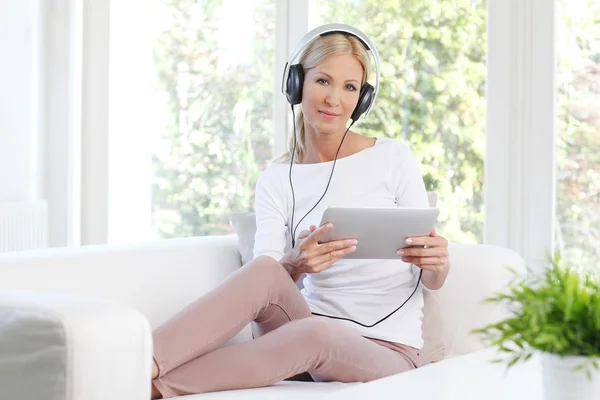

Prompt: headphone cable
[311,269,423,328]
[289,105,353,248]
[286,104,422,328]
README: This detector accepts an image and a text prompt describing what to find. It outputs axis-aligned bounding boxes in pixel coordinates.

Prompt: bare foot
[151,359,162,399]
[152,359,159,379]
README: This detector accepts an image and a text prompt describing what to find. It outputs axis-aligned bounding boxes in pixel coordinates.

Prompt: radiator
[0,200,49,252]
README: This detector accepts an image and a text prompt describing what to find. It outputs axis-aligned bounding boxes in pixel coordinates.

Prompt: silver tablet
[318,207,440,259]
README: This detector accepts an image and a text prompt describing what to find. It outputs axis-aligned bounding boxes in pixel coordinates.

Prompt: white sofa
[0,234,525,400]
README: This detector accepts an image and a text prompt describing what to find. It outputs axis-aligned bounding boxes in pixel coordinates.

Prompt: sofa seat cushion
[158,381,358,399]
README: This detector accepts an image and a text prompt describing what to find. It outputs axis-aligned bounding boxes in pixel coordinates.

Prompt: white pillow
[230,212,256,265]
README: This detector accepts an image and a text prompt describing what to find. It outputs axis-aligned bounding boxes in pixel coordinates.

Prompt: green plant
[472,251,600,379]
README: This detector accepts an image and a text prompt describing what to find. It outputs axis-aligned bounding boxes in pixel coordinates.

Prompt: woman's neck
[301,125,355,164]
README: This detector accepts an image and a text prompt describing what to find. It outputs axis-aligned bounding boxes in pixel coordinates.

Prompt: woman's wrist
[421,260,450,290]
[279,252,299,279]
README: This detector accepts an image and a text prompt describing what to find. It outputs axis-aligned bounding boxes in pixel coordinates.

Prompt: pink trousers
[152,255,419,398]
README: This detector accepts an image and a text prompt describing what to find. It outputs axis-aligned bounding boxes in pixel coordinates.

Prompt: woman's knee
[244,255,291,282]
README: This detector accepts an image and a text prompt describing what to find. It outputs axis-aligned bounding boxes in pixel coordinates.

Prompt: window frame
[46,0,557,270]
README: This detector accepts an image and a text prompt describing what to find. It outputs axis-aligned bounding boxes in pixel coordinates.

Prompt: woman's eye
[317,78,328,85]
[346,84,357,91]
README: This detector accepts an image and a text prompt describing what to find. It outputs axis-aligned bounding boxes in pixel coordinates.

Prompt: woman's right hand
[282,223,357,280]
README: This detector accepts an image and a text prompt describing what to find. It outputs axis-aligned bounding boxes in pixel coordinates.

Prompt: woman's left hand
[397,228,449,273]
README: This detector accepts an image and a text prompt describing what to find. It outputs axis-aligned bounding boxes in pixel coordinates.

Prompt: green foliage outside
[152,0,275,237]
[151,0,486,243]
[313,0,486,244]
[472,252,600,379]
[150,0,599,271]
[555,0,600,270]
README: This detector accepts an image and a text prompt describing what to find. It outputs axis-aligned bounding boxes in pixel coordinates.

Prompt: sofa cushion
[434,243,526,357]
[166,381,358,399]
[418,289,446,365]
[230,210,446,365]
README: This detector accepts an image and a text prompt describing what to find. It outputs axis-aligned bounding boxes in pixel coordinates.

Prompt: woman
[150,28,450,399]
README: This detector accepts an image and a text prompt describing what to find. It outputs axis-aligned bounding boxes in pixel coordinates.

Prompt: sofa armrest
[0,235,245,335]
[0,290,152,400]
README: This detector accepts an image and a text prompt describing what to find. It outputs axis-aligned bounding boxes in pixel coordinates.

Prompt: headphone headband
[281,24,380,118]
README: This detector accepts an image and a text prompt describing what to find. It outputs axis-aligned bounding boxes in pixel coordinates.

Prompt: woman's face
[301,53,363,135]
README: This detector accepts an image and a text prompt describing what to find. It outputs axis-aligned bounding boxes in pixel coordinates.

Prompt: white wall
[0,0,44,202]
[0,0,83,248]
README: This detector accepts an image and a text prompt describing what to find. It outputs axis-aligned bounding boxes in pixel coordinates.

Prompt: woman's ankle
[151,383,162,399]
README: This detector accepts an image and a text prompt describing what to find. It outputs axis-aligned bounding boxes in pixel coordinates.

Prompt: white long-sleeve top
[253,136,430,348]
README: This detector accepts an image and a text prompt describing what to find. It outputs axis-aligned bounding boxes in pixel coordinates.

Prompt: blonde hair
[275,33,371,163]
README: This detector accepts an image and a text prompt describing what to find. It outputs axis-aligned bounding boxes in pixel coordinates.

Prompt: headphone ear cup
[286,64,304,105]
[351,82,374,121]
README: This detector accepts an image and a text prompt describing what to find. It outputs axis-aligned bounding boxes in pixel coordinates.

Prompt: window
[555,0,600,270]
[108,0,276,241]
[76,0,563,269]
[308,0,487,243]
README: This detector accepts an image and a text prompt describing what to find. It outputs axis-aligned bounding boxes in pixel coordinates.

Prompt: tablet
[318,207,440,259]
